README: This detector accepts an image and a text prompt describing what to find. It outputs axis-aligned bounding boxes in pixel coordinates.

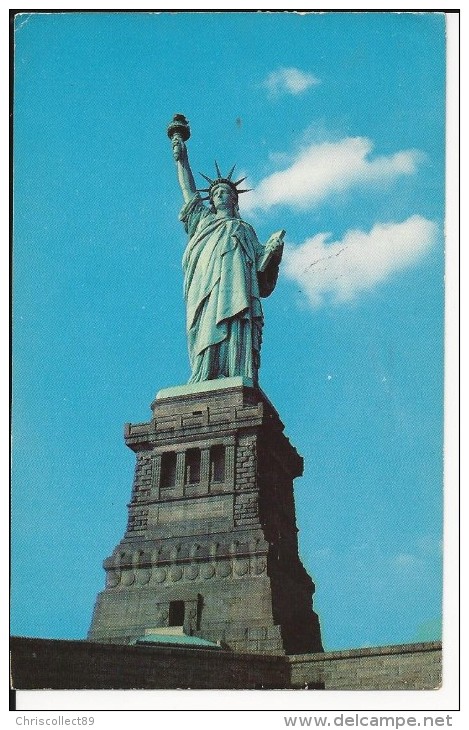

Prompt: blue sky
[12,11,445,651]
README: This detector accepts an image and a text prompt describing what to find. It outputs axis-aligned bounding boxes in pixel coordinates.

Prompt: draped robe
[180,195,279,385]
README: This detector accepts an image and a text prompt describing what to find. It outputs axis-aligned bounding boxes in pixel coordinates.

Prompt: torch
[167,113,191,143]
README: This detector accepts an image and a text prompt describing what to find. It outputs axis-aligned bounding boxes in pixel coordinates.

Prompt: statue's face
[211,184,236,214]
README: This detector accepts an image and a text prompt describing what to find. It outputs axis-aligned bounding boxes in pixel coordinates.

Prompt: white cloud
[262,67,320,96]
[244,137,423,213]
[391,553,421,569]
[283,216,437,308]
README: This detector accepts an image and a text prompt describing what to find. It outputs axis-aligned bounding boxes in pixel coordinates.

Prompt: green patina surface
[133,633,223,650]
[168,114,284,386]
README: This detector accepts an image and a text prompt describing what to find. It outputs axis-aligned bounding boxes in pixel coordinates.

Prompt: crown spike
[214,160,222,178]
[236,189,252,194]
[233,177,247,187]
[197,188,211,193]
[226,164,236,180]
[199,172,214,184]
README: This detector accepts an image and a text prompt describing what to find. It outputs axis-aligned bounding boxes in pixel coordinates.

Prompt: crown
[197,163,252,202]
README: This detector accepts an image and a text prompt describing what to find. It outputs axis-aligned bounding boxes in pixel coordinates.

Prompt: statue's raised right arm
[166,113,197,205]
[172,135,197,203]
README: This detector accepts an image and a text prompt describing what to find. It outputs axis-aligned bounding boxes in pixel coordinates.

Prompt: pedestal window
[210,444,225,483]
[160,452,177,489]
[185,448,201,484]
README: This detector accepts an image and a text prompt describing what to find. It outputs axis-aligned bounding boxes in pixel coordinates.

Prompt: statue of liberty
[168,114,284,387]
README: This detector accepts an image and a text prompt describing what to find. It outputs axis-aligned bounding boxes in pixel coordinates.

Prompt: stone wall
[11,637,441,690]
[289,642,442,690]
[10,637,289,690]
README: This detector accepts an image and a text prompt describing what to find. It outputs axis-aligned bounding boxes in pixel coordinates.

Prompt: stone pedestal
[88,378,323,654]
